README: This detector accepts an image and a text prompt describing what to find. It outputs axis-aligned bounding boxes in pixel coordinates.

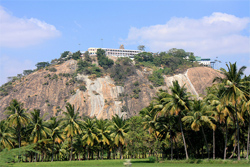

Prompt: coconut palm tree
[61,103,82,161]
[81,118,99,160]
[96,119,111,159]
[5,99,30,149]
[27,109,51,162]
[205,84,234,159]
[48,117,63,161]
[182,100,216,159]
[213,62,249,160]
[159,81,192,159]
[140,104,158,135]
[111,114,129,159]
[0,120,14,150]
[152,90,179,160]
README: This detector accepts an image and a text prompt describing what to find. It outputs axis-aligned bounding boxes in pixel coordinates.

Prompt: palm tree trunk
[91,150,94,160]
[51,142,55,162]
[229,143,237,159]
[70,137,73,161]
[170,129,173,160]
[246,117,250,159]
[224,121,228,160]
[174,138,179,159]
[107,149,111,159]
[120,144,123,159]
[213,129,215,159]
[101,145,104,160]
[87,147,90,160]
[235,103,240,160]
[201,126,210,159]
[178,115,189,159]
[18,127,21,162]
[35,147,38,162]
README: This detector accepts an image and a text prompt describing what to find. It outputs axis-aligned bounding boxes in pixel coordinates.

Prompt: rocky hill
[0,59,223,120]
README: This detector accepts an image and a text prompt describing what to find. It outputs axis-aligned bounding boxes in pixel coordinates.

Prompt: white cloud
[0,6,61,48]
[123,12,250,58]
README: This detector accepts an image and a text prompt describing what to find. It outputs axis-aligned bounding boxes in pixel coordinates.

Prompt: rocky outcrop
[187,67,224,95]
[0,60,223,120]
[164,70,199,97]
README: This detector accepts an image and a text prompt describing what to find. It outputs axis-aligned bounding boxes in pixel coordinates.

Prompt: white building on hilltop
[88,47,142,58]
[195,56,211,67]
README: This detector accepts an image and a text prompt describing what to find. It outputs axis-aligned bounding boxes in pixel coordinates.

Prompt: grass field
[13,159,250,167]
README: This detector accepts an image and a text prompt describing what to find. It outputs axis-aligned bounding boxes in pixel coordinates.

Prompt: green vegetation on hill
[148,69,165,87]
[97,49,114,70]
[109,57,136,85]
[134,49,200,86]
[77,59,103,78]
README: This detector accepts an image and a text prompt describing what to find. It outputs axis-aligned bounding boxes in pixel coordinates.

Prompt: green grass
[13,159,250,167]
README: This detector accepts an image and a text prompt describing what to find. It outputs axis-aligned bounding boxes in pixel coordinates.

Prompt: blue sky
[0,0,249,86]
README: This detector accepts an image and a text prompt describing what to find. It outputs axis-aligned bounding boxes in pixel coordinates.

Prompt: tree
[72,51,82,60]
[182,100,216,159]
[48,117,63,162]
[213,62,249,160]
[0,120,14,150]
[97,49,114,70]
[35,62,50,69]
[61,103,82,161]
[61,51,70,59]
[27,109,51,162]
[84,51,92,62]
[189,53,196,63]
[23,70,33,76]
[5,99,30,149]
[204,85,232,159]
[159,81,192,159]
[96,119,111,159]
[137,45,145,51]
[82,118,99,160]
[111,115,129,159]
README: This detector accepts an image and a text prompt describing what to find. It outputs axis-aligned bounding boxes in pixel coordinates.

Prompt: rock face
[163,67,223,97]
[164,70,199,97]
[0,60,223,120]
[187,67,224,95]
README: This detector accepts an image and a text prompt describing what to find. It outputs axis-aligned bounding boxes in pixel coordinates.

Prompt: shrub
[48,67,57,72]
[133,88,141,94]
[42,82,49,85]
[44,74,51,78]
[79,85,87,92]
[133,81,139,86]
[49,74,58,81]
[70,90,76,95]
[148,156,156,163]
